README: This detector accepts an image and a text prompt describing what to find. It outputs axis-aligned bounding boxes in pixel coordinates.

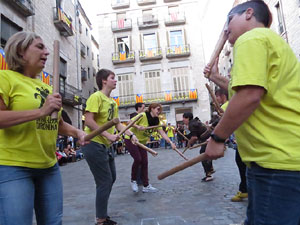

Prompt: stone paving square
[61,147,247,225]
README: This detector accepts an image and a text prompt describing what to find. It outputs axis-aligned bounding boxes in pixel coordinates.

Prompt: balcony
[60,83,82,106]
[117,89,198,108]
[53,7,74,37]
[4,0,35,17]
[165,12,186,26]
[137,15,159,30]
[139,47,162,62]
[111,19,132,32]
[111,0,130,9]
[137,0,156,6]
[166,44,190,58]
[81,69,87,81]
[112,51,135,64]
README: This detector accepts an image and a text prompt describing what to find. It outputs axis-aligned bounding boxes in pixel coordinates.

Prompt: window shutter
[156,32,160,48]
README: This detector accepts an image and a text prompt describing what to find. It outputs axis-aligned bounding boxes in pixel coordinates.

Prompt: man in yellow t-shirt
[165,123,175,149]
[204,1,300,224]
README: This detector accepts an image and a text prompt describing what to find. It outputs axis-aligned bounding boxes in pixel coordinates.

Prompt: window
[92,52,94,60]
[143,33,158,56]
[275,2,285,34]
[59,76,66,95]
[88,67,90,79]
[60,58,67,78]
[144,70,161,100]
[118,73,134,103]
[170,67,189,98]
[87,46,89,57]
[97,54,100,67]
[79,19,82,33]
[86,28,88,36]
[170,30,184,47]
[1,15,22,48]
[117,36,130,56]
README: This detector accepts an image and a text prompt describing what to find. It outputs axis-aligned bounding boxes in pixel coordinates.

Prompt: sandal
[201,175,213,182]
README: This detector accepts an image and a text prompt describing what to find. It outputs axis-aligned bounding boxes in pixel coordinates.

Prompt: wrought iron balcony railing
[166,44,190,58]
[112,51,135,64]
[137,0,156,6]
[4,0,35,17]
[53,7,74,37]
[111,0,130,10]
[111,18,132,32]
[60,83,82,106]
[165,12,186,26]
[114,89,198,108]
[137,15,159,29]
[139,47,162,61]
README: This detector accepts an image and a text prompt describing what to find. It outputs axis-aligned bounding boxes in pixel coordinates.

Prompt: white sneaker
[131,180,138,192]
[142,184,158,193]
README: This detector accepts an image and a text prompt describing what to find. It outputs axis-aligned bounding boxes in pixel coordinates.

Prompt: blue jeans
[245,163,300,225]
[0,163,63,225]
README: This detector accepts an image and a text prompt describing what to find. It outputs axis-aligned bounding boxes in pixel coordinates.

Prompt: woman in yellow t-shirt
[0,32,88,225]
[125,103,176,193]
[82,69,137,225]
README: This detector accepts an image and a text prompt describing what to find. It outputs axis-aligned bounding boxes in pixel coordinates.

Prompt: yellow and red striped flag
[0,49,8,70]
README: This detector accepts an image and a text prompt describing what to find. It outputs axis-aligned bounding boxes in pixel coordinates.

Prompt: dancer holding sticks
[125,103,176,193]
[204,1,300,224]
[0,32,88,225]
[82,69,138,225]
[182,112,214,182]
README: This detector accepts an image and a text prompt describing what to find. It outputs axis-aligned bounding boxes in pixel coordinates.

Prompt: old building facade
[0,0,97,128]
[96,0,211,125]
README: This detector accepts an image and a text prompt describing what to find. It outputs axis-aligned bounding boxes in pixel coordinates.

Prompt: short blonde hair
[4,31,41,73]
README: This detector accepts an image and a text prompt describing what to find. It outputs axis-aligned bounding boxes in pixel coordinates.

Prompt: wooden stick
[204,27,227,78]
[51,40,60,119]
[205,83,224,116]
[173,148,189,161]
[188,141,208,150]
[177,130,189,142]
[145,125,165,130]
[157,153,208,180]
[182,146,189,154]
[84,118,120,141]
[118,114,143,136]
[136,142,158,157]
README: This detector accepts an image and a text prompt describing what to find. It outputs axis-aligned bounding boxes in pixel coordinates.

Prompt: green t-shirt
[221,101,229,111]
[229,28,300,170]
[84,91,118,146]
[0,70,60,168]
[127,112,163,144]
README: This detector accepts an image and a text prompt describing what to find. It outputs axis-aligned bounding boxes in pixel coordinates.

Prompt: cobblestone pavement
[61,147,247,225]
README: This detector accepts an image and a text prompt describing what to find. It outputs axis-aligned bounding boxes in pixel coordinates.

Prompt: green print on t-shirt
[107,103,115,121]
[34,87,50,108]
[34,86,58,130]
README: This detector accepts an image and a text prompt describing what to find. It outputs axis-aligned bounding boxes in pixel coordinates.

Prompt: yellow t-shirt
[126,112,163,145]
[221,101,229,111]
[166,126,174,138]
[0,70,60,168]
[229,28,300,170]
[84,91,118,146]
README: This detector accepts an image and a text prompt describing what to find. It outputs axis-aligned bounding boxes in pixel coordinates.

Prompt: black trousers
[235,149,247,193]
[200,145,213,175]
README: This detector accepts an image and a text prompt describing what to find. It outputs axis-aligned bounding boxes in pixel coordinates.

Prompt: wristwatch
[210,133,226,143]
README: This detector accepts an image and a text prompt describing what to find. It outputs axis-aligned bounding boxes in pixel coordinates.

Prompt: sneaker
[201,175,214,182]
[142,184,158,193]
[106,217,117,225]
[131,180,138,192]
[231,191,248,202]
